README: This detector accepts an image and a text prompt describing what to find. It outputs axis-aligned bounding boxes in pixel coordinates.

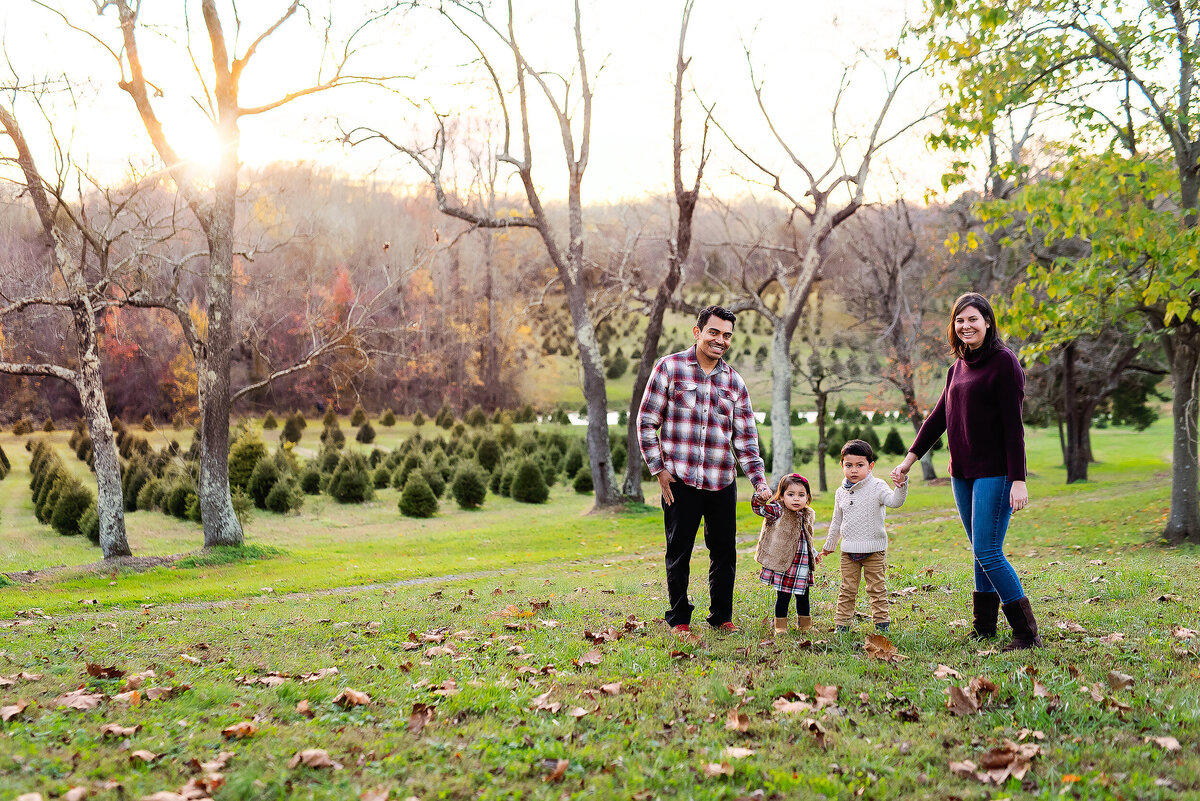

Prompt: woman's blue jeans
[951,476,1025,604]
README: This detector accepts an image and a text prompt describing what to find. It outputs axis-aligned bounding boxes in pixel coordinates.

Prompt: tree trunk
[815,391,829,493]
[623,289,673,501]
[1162,323,1200,544]
[902,386,937,481]
[1062,343,1090,483]
[76,329,132,558]
[197,147,244,547]
[567,276,620,508]
[768,323,793,484]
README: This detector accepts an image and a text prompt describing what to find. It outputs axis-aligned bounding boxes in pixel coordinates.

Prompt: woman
[891,293,1042,650]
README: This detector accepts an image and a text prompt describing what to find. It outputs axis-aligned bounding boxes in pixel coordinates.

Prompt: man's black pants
[662,480,737,627]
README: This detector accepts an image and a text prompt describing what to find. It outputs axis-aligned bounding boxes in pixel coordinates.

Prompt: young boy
[818,439,908,632]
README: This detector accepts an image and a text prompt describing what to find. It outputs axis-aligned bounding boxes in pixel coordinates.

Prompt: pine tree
[399,472,438,518]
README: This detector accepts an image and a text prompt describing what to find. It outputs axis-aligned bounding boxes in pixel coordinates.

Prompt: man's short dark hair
[697,305,736,330]
[840,439,875,463]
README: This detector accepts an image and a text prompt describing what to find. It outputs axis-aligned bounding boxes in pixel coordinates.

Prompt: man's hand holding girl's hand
[754,483,772,503]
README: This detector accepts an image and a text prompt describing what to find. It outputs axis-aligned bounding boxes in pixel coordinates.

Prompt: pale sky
[2,0,952,206]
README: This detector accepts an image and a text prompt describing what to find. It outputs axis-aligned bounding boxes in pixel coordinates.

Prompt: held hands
[1010,480,1029,512]
[889,453,917,486]
[754,483,772,503]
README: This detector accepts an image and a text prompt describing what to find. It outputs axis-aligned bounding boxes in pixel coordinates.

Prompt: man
[638,305,771,635]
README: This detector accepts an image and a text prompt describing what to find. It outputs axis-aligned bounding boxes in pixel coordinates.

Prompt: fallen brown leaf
[100,723,140,738]
[86,663,125,679]
[54,689,104,711]
[933,664,962,680]
[287,748,343,769]
[360,788,390,801]
[333,688,372,708]
[863,634,906,663]
[1106,670,1134,691]
[296,699,314,718]
[1145,735,1181,752]
[542,758,569,783]
[130,749,159,764]
[61,788,89,801]
[111,690,141,706]
[1099,632,1126,644]
[178,653,202,665]
[701,761,734,777]
[801,717,827,748]
[814,684,839,710]
[1,700,31,721]
[575,649,603,667]
[599,682,622,696]
[298,668,339,682]
[722,746,755,759]
[567,707,590,719]
[407,702,437,734]
[725,708,749,732]
[221,720,259,739]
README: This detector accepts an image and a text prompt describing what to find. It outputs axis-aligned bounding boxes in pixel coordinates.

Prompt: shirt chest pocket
[671,382,699,409]
[714,389,735,419]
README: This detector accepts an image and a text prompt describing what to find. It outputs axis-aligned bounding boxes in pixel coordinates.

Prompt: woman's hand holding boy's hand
[890,453,917,485]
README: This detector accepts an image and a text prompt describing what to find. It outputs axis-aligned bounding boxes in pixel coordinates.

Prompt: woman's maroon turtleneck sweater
[909,343,1027,481]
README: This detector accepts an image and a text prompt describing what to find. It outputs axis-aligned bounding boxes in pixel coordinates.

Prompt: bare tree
[57,0,395,546]
[0,99,132,558]
[840,199,941,481]
[712,40,935,484]
[619,0,709,502]
[350,0,625,507]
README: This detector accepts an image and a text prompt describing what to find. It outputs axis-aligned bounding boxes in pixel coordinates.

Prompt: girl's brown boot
[796,615,812,632]
[773,618,789,637]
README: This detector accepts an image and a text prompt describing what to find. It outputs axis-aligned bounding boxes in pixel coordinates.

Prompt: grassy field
[0,420,1197,799]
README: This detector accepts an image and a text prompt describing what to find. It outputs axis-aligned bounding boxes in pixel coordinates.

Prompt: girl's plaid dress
[752,500,817,594]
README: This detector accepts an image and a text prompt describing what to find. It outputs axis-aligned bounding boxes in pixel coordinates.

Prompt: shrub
[380,409,396,426]
[882,427,907,456]
[0,444,9,480]
[861,425,881,453]
[510,460,549,504]
[422,465,446,499]
[248,458,280,509]
[499,462,517,497]
[573,466,594,494]
[464,405,487,427]
[498,422,517,449]
[37,470,65,523]
[563,444,585,478]
[166,481,194,519]
[228,432,268,491]
[42,417,55,432]
[137,478,164,511]
[75,435,92,462]
[322,408,338,428]
[12,418,33,435]
[356,422,376,444]
[319,447,341,473]
[612,442,627,472]
[265,479,301,513]
[368,448,385,468]
[262,411,278,429]
[122,464,151,512]
[300,468,322,494]
[78,505,100,544]
[350,404,367,427]
[605,352,628,379]
[373,465,392,489]
[451,463,487,509]
[328,452,372,503]
[185,492,202,522]
[399,472,438,518]
[490,467,503,495]
[321,425,346,450]
[141,414,155,431]
[392,453,422,489]
[51,481,93,536]
[412,410,425,427]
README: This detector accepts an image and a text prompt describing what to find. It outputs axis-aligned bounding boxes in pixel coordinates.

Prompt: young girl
[752,473,818,636]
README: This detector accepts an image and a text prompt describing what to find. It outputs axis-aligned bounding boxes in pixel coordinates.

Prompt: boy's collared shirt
[637,345,766,492]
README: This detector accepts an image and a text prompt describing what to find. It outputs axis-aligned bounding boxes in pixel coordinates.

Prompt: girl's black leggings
[774,590,810,617]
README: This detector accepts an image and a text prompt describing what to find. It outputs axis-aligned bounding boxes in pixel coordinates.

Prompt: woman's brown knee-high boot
[1001,597,1044,650]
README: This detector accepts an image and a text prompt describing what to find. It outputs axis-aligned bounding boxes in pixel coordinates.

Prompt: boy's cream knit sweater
[821,474,907,554]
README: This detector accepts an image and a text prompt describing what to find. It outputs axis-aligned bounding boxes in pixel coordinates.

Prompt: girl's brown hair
[948,292,1002,360]
[770,473,811,505]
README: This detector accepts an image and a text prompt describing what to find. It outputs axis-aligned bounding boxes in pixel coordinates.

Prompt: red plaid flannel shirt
[637,346,767,491]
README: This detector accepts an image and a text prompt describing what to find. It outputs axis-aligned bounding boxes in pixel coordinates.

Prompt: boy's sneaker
[714,622,740,633]
[875,622,890,632]
[835,625,850,633]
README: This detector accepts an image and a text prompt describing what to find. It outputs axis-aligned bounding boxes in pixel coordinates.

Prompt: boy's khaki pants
[835,551,888,626]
